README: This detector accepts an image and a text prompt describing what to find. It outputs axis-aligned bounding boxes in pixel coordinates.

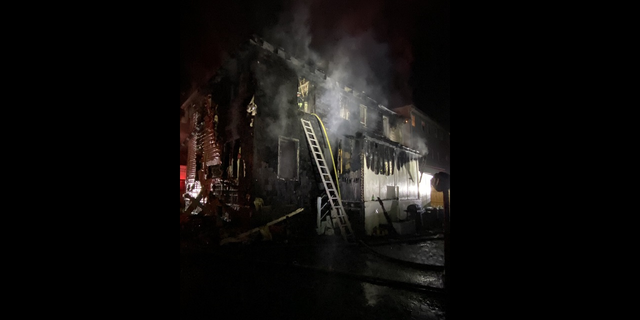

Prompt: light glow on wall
[420,173,433,201]
[180,165,187,180]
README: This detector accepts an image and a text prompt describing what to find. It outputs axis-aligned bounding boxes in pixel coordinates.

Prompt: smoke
[323,31,391,106]
[246,0,413,147]
[253,60,297,141]
[262,82,294,141]
[260,0,416,108]
[413,136,429,156]
[181,0,425,109]
[263,1,321,67]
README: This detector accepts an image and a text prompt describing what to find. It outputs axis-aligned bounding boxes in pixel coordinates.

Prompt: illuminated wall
[362,155,422,235]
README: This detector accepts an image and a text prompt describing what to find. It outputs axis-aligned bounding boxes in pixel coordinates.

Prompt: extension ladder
[301,118,354,242]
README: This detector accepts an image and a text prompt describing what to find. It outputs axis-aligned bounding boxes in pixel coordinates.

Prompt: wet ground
[180,234,446,319]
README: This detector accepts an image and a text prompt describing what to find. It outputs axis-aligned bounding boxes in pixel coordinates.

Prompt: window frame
[340,95,350,120]
[277,136,300,181]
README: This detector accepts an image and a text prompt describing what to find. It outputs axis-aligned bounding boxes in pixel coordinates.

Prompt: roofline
[250,35,392,109]
[181,34,396,111]
[362,133,421,155]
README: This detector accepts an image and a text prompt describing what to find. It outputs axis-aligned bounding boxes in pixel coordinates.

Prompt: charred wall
[250,50,322,220]
[210,48,258,207]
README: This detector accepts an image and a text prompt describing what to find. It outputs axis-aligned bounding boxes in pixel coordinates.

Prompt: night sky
[180,0,449,132]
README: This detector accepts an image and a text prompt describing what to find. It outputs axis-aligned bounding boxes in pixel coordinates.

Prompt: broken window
[360,104,367,126]
[223,141,232,179]
[297,77,315,113]
[340,95,349,120]
[278,136,299,181]
[230,139,241,179]
[383,116,389,138]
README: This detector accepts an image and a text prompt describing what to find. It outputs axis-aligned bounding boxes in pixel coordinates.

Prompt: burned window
[340,95,349,120]
[278,137,299,180]
[229,139,241,179]
[297,77,315,113]
[360,104,367,126]
[223,141,232,178]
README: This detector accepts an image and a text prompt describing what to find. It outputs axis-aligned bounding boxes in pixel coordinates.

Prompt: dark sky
[180,0,449,132]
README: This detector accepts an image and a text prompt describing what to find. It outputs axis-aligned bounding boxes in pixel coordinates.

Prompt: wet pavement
[181,233,446,319]
[366,238,445,266]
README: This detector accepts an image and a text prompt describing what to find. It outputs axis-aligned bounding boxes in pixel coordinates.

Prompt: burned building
[393,105,451,208]
[180,36,444,238]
